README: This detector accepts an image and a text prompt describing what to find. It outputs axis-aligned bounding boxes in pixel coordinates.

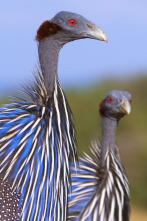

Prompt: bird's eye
[107,97,113,103]
[68,19,77,26]
[130,99,132,104]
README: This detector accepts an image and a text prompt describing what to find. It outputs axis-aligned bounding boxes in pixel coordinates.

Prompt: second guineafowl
[68,90,132,221]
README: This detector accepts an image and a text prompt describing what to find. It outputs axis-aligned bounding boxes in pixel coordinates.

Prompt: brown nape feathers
[36,21,62,41]
[99,99,106,117]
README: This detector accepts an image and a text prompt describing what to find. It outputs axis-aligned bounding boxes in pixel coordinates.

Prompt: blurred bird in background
[68,90,132,221]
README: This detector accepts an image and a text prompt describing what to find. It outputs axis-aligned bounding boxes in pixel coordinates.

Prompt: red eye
[107,97,113,103]
[130,99,132,104]
[68,19,77,26]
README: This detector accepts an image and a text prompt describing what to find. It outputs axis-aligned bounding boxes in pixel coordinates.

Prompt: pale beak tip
[126,110,131,115]
[104,38,108,43]
[102,32,108,43]
[100,31,108,43]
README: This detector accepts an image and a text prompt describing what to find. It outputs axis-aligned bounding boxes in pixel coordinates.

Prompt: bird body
[0,72,76,220]
[68,90,131,221]
[0,11,107,220]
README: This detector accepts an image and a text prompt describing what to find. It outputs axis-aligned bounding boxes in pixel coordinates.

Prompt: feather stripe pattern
[68,141,130,221]
[0,67,76,221]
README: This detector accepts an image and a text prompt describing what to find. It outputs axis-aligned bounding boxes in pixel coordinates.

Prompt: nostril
[87,23,94,30]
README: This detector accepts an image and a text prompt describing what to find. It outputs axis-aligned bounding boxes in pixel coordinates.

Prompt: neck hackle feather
[68,140,130,221]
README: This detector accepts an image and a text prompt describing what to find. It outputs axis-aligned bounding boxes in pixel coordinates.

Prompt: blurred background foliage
[66,75,147,219]
[0,75,147,219]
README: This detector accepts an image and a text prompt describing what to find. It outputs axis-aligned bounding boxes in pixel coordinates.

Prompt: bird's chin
[113,108,126,118]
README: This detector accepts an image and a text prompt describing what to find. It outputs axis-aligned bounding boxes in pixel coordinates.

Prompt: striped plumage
[0,11,107,220]
[68,90,131,221]
[0,69,76,220]
[68,141,130,221]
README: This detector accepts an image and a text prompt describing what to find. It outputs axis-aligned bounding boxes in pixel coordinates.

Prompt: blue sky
[0,0,147,93]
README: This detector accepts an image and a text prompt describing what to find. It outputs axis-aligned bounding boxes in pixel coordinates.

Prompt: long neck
[38,37,62,95]
[101,116,119,165]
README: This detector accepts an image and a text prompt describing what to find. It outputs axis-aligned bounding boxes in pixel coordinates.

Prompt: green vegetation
[0,76,147,212]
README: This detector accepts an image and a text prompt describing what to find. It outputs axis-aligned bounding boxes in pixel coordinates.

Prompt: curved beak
[86,22,108,43]
[120,100,131,115]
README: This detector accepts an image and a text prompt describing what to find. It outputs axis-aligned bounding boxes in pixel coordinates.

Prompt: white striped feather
[0,68,76,221]
[68,141,130,221]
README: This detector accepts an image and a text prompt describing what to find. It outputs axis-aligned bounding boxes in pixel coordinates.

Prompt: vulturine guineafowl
[68,90,132,221]
[0,11,107,221]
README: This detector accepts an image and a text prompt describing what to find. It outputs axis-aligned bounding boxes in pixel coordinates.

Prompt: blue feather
[0,70,76,221]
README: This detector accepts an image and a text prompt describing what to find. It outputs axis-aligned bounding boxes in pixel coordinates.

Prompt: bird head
[99,90,132,119]
[36,11,107,44]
